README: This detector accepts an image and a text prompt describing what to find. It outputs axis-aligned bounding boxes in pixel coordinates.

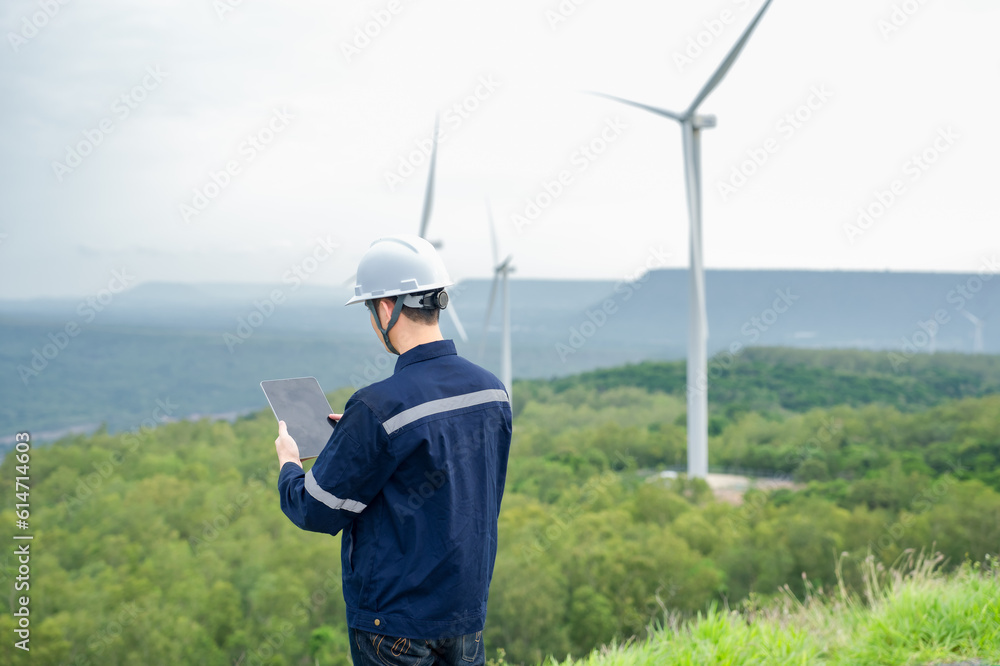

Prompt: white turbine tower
[960,309,985,353]
[592,0,775,479]
[482,200,514,398]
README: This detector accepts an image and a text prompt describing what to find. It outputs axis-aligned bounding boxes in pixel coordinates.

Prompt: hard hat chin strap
[366,297,406,355]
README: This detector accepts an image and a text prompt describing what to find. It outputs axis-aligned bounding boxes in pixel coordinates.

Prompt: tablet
[261,377,336,460]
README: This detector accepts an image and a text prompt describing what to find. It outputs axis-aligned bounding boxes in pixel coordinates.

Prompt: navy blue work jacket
[278,340,512,639]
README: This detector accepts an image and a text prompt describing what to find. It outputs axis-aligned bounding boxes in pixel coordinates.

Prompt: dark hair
[374,297,441,325]
[401,305,440,325]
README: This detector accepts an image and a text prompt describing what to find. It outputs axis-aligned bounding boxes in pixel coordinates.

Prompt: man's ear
[378,297,395,324]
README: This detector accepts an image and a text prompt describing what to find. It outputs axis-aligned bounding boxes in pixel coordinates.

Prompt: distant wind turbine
[591,0,776,479]
[960,309,985,353]
[344,115,468,342]
[417,114,468,342]
[481,200,514,397]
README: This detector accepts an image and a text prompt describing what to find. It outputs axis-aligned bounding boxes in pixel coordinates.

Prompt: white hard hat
[345,235,453,306]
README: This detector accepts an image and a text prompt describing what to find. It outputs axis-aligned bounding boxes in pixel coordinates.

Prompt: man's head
[346,236,453,354]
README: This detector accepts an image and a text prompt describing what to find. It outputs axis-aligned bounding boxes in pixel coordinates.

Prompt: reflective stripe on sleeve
[381,388,509,435]
[305,469,367,513]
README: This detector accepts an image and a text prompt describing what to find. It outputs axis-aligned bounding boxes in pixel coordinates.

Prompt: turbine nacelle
[692,114,717,130]
[482,199,514,398]
[495,255,514,274]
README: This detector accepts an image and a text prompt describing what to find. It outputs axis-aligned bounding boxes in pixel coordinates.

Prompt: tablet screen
[260,377,336,460]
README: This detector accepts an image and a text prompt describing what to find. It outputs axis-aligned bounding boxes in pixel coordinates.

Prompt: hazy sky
[1,0,997,299]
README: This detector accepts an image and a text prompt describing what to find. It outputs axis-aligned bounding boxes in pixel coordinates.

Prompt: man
[274,235,512,666]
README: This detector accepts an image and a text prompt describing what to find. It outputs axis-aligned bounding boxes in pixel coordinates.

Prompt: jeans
[349,628,485,666]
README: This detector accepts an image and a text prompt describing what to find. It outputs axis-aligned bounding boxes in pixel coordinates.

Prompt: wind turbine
[481,200,514,397]
[960,309,985,353]
[418,114,469,343]
[591,0,776,479]
[345,116,469,342]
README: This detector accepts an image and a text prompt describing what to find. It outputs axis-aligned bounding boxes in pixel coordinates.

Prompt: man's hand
[328,413,343,424]
[275,420,302,470]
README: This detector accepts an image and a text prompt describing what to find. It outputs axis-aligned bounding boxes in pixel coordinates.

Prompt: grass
[539,552,1000,666]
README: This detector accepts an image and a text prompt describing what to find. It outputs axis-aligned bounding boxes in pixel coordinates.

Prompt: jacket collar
[394,339,457,373]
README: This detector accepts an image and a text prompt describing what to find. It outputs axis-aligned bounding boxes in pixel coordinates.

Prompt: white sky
[1,0,997,299]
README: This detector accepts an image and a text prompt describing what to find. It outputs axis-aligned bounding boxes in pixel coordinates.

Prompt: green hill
[2,350,1000,665]
[536,347,1000,415]
[547,555,1000,666]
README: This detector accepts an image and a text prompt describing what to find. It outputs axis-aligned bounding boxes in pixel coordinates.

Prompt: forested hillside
[2,349,999,665]
[538,347,1000,415]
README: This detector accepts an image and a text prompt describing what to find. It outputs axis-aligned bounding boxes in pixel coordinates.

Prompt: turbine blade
[486,198,499,267]
[418,114,440,239]
[685,0,775,117]
[342,272,358,288]
[480,272,501,359]
[446,300,469,342]
[587,91,684,122]
[484,272,500,331]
